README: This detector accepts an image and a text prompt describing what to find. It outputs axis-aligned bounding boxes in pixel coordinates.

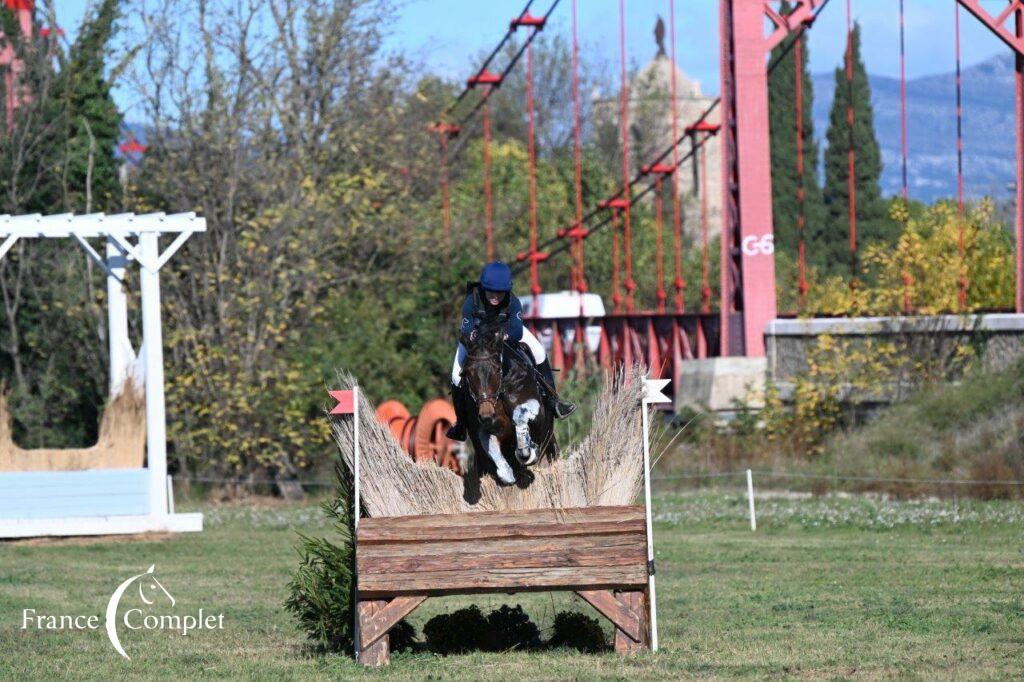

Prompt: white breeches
[451,327,546,385]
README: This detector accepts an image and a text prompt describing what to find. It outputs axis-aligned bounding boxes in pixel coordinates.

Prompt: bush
[422,605,488,654]
[548,611,608,653]
[284,465,356,653]
[285,464,416,653]
[482,605,541,651]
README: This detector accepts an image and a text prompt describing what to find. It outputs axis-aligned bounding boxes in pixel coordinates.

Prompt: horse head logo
[105,564,174,660]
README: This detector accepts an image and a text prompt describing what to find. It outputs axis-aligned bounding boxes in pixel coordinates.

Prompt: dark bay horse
[456,320,558,499]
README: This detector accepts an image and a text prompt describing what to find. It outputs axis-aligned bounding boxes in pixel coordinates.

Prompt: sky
[51,0,1010,111]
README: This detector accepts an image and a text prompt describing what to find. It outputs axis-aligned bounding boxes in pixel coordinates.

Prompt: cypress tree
[768,1,825,272]
[821,23,894,277]
[54,0,123,212]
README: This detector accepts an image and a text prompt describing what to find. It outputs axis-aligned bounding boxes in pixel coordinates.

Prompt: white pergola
[0,212,205,537]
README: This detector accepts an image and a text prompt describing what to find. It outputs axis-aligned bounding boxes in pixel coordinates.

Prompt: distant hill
[811,53,1016,203]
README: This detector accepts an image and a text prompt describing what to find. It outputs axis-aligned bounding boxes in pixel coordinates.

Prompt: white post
[139,232,168,518]
[105,238,133,396]
[640,401,659,652]
[746,468,757,531]
[353,384,361,528]
[352,383,361,662]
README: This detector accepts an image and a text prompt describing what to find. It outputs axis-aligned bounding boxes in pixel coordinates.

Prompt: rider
[446,261,576,442]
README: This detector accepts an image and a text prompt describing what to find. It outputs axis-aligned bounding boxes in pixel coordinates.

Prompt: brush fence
[355,504,651,665]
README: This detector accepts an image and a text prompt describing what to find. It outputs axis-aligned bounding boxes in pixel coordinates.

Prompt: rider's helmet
[479,261,513,292]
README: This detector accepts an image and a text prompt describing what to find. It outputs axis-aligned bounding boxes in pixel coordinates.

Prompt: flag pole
[641,396,658,652]
[353,384,361,662]
[641,377,669,652]
[354,384,361,530]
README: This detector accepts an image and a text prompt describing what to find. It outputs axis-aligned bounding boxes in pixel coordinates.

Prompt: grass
[663,357,1024,499]
[1,493,1023,679]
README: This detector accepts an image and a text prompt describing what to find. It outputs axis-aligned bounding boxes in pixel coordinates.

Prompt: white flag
[643,378,672,405]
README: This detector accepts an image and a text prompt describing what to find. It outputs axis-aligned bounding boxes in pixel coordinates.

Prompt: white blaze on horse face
[512,399,540,465]
[486,434,515,484]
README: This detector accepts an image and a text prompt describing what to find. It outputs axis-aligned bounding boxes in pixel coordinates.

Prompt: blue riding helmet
[479,261,513,293]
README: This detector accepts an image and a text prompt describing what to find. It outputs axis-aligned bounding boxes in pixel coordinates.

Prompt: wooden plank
[358,531,644,562]
[359,505,644,533]
[359,544,647,575]
[576,589,642,642]
[359,595,426,651]
[613,591,646,653]
[358,564,647,597]
[358,600,389,666]
[358,518,645,545]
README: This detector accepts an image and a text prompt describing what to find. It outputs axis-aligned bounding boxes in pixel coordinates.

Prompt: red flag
[328,390,355,415]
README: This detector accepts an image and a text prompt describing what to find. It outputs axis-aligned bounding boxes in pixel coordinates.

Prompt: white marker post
[642,377,671,652]
[327,385,361,661]
[353,384,361,663]
[746,468,757,531]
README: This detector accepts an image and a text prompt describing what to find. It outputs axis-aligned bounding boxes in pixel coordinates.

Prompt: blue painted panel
[0,469,150,519]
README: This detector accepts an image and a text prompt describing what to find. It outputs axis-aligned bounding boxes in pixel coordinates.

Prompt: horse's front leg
[511,399,541,465]
[481,430,516,485]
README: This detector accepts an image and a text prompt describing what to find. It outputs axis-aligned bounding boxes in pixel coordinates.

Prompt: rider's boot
[445,383,470,441]
[537,359,576,419]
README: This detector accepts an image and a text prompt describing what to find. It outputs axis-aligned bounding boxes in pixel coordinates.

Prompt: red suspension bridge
[428,0,1024,388]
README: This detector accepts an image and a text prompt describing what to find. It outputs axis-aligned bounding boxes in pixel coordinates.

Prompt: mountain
[811,53,1016,203]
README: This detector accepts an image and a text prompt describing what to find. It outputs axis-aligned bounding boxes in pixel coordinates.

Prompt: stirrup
[445,422,467,442]
[554,400,576,420]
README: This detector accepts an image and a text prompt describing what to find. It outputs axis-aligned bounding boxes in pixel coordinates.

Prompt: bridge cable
[669,0,685,313]
[515,0,835,284]
[507,12,550,312]
[570,0,587,300]
[484,96,494,259]
[443,0,536,118]
[619,0,636,312]
[955,0,968,309]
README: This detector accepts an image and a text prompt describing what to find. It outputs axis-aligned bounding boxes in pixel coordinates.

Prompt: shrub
[422,605,488,654]
[285,464,416,653]
[548,611,608,652]
[483,605,541,651]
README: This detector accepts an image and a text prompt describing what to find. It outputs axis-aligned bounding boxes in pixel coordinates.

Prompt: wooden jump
[355,504,651,665]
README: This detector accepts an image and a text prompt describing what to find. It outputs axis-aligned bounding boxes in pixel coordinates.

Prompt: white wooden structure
[0,213,205,538]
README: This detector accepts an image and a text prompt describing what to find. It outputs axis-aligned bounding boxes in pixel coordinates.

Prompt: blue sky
[53,0,1008,110]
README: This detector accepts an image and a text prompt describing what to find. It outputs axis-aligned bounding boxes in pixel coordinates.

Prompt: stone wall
[765,314,1024,404]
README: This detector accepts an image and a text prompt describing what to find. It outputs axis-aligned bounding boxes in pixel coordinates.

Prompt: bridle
[465,345,505,411]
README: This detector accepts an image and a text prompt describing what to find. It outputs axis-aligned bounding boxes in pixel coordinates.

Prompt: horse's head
[462,321,506,429]
[137,564,175,608]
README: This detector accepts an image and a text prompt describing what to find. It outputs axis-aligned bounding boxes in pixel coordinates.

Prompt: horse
[455,320,558,500]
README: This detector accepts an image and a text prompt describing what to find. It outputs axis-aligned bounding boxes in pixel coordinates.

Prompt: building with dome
[593,21,722,243]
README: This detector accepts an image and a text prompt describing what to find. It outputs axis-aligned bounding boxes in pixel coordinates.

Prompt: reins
[465,345,506,409]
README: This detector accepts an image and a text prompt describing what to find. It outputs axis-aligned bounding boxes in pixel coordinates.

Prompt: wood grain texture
[359,596,426,651]
[359,564,647,597]
[612,590,646,653]
[358,600,389,666]
[575,589,642,641]
[357,532,646,575]
[357,505,644,544]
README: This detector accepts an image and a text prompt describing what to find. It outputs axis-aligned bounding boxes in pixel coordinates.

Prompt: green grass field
[2,493,1022,680]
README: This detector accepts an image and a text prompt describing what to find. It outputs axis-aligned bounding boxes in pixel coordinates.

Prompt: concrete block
[675,357,767,413]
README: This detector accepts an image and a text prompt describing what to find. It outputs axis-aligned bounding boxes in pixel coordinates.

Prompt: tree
[821,23,894,277]
[0,1,125,447]
[768,0,825,270]
[53,0,123,213]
